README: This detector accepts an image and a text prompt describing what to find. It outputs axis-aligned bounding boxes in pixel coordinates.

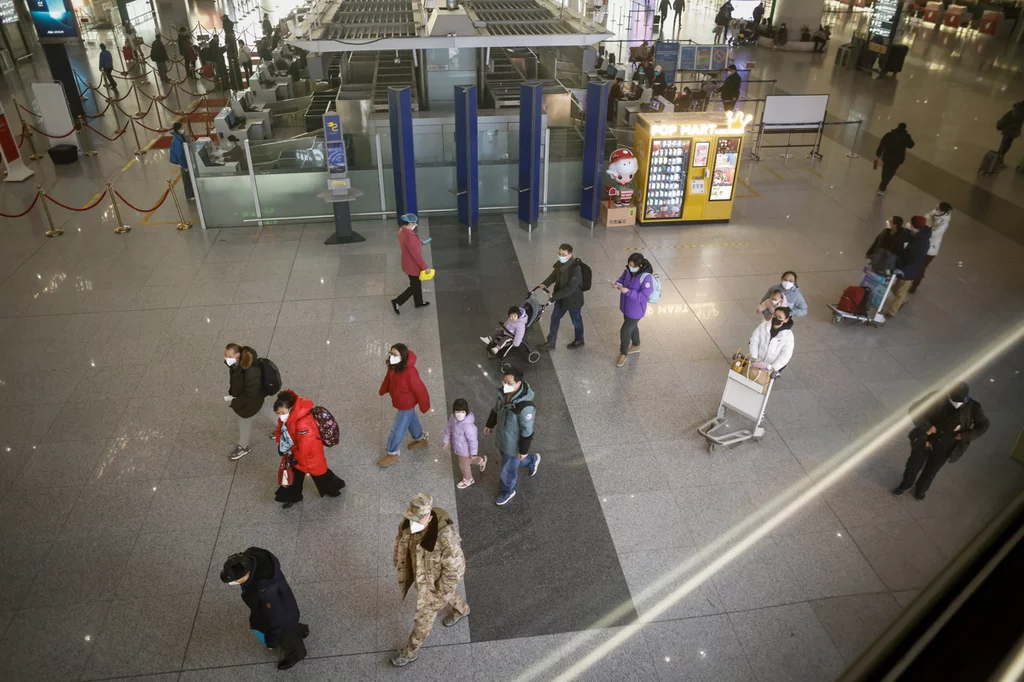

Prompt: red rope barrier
[85,101,113,119]
[107,86,136,103]
[85,122,130,141]
[114,188,170,214]
[0,192,39,218]
[17,102,41,118]
[17,126,25,148]
[27,123,76,139]
[44,190,108,212]
[136,120,173,133]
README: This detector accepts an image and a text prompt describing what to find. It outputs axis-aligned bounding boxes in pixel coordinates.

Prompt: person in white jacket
[910,202,951,294]
[748,307,795,372]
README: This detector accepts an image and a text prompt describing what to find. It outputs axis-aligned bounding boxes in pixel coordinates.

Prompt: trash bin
[884,44,909,74]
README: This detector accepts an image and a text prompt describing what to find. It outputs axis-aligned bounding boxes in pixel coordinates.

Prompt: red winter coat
[274,395,327,476]
[379,350,430,413]
[398,227,428,276]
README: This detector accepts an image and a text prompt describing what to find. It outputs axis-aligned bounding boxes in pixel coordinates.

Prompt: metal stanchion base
[845,152,860,159]
[135,149,147,155]
[779,153,794,159]
[114,225,131,234]
[44,229,64,238]
[176,221,193,231]
[28,154,44,161]
[84,151,98,157]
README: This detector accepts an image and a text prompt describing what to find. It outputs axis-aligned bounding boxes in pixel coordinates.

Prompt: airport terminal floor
[1,2,1024,681]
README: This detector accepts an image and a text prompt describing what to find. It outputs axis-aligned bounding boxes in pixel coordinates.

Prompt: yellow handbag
[419,269,435,281]
[730,348,749,374]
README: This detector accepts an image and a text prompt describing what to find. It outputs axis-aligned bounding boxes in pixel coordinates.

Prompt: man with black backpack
[484,366,539,507]
[224,343,281,460]
[538,243,589,351]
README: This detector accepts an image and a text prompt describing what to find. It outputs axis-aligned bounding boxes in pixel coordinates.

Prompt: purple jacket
[443,411,479,458]
[615,267,654,319]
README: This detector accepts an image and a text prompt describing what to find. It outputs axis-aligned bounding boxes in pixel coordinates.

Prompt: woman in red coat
[273,390,345,508]
[377,343,430,468]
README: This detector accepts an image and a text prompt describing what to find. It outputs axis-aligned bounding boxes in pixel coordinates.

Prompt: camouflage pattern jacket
[393,507,466,608]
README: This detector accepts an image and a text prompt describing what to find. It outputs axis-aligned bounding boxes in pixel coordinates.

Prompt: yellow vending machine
[633,111,750,225]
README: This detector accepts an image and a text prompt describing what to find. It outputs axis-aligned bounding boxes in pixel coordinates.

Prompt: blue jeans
[499,452,538,495]
[547,301,584,345]
[386,409,423,454]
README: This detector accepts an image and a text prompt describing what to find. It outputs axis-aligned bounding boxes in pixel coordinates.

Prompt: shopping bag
[729,348,749,375]
[419,268,436,281]
[744,365,771,393]
[873,158,879,170]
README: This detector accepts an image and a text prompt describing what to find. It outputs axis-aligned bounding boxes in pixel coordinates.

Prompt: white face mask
[558,255,570,264]
[502,382,518,394]
[410,520,426,533]
[408,223,417,230]
[224,357,237,366]
[885,220,892,229]
[278,412,289,422]
[389,354,401,365]
[949,399,964,409]
[780,281,794,290]
[454,412,467,421]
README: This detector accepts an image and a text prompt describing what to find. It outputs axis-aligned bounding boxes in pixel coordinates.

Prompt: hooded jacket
[486,381,536,456]
[761,283,807,318]
[926,209,951,257]
[542,258,585,311]
[615,262,655,319]
[892,225,932,280]
[876,126,915,166]
[398,227,428,277]
[501,307,528,347]
[997,102,1024,139]
[748,318,794,371]
[909,392,990,463]
[443,411,479,459]
[236,547,301,648]
[169,130,188,169]
[150,38,168,63]
[274,394,327,476]
[379,350,431,412]
[99,48,113,72]
[228,346,265,418]
[393,507,466,608]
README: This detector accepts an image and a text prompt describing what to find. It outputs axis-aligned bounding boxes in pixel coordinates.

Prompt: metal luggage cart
[828,267,901,326]
[698,368,778,452]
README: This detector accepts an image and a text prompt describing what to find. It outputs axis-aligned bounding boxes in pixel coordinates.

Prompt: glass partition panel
[190,140,256,228]
[545,160,583,206]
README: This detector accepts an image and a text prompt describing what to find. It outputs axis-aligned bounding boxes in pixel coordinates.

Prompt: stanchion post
[72,69,88,101]
[24,127,44,161]
[153,94,164,129]
[845,119,862,159]
[133,82,145,118]
[168,177,192,230]
[108,183,131,233]
[110,95,121,127]
[129,117,146,155]
[77,116,98,157]
[173,81,183,113]
[38,186,63,237]
[203,95,212,136]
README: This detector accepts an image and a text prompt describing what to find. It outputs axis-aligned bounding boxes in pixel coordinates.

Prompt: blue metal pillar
[388,86,417,219]
[580,80,611,224]
[517,82,543,230]
[454,85,479,229]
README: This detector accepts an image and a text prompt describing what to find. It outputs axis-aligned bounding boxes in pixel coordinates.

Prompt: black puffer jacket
[997,101,1024,139]
[876,126,915,165]
[542,258,585,311]
[910,394,990,463]
[237,547,302,647]
[228,346,265,418]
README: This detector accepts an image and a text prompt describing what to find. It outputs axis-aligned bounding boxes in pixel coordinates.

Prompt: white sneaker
[480,336,491,345]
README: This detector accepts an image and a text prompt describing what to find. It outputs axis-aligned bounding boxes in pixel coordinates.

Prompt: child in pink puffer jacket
[443,398,486,489]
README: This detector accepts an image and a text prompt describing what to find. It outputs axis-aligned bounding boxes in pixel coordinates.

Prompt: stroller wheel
[499,361,511,374]
[832,314,843,325]
[528,351,541,364]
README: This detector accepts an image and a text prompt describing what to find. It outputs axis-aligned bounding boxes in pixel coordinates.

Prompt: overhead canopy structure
[290,0,612,52]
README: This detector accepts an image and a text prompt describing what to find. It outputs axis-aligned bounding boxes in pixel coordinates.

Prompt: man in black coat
[882,216,930,319]
[221,548,309,670]
[719,65,742,111]
[875,122,915,195]
[539,243,586,350]
[893,382,989,501]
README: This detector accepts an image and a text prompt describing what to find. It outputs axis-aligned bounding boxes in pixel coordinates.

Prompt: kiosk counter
[633,111,750,225]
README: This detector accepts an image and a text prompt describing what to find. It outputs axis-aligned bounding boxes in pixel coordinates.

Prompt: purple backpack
[310,406,339,447]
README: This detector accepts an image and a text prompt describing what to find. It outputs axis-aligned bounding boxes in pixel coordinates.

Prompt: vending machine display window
[693,140,710,168]
[644,138,691,220]
[709,137,741,202]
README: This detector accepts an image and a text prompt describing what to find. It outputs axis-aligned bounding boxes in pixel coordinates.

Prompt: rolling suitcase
[979,150,1000,175]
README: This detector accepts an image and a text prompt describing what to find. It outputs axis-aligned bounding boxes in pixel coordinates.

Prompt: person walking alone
[875,122,915,196]
[223,342,275,460]
[220,548,309,670]
[673,0,685,30]
[539,243,586,350]
[391,213,431,314]
[273,390,345,509]
[98,43,119,91]
[150,35,170,83]
[169,122,194,200]
[659,0,670,30]
[389,493,469,668]
[378,343,430,468]
[484,366,539,506]
[893,382,989,501]
[995,101,1024,166]
[909,202,952,294]
[613,252,656,367]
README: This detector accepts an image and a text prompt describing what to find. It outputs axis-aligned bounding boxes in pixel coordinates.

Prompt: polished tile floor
[1,9,1024,682]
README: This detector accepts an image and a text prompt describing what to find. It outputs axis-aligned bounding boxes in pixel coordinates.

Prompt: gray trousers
[238,402,277,448]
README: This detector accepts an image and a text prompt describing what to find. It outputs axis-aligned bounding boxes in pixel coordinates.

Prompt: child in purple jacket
[443,398,486,489]
[612,252,656,367]
[480,306,527,358]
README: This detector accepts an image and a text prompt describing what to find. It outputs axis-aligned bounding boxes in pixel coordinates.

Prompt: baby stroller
[489,287,550,371]
[730,19,758,45]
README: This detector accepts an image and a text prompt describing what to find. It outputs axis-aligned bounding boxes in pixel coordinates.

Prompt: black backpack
[258,357,282,397]
[715,8,729,25]
[576,259,593,292]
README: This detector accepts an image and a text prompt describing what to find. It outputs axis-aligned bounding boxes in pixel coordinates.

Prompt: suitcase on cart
[979,150,1000,175]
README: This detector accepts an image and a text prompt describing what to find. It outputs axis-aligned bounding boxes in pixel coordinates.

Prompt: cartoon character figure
[605,148,638,208]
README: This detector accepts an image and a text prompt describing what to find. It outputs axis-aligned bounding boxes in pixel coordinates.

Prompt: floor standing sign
[0,101,33,182]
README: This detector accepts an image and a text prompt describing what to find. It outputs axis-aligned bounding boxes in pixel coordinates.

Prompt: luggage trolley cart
[828,267,901,326]
[698,368,779,452]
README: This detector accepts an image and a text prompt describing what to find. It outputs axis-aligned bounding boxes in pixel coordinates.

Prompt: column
[580,80,610,223]
[454,85,478,229]
[517,82,543,228]
[770,0,825,32]
[388,86,418,219]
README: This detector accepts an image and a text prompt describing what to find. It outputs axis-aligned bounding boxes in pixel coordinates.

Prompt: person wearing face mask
[378,343,431,468]
[539,243,586,350]
[484,366,539,506]
[224,343,275,461]
[392,213,432,314]
[759,271,807,319]
[747,307,795,373]
[866,216,907,265]
[222,135,248,172]
[893,381,989,501]
[612,252,656,367]
[273,390,344,508]
[909,202,952,294]
[882,215,931,319]
[444,398,485,489]
[220,548,308,670]
[390,493,469,667]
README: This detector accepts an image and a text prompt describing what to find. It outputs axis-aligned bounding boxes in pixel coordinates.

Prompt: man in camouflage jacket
[390,493,469,667]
